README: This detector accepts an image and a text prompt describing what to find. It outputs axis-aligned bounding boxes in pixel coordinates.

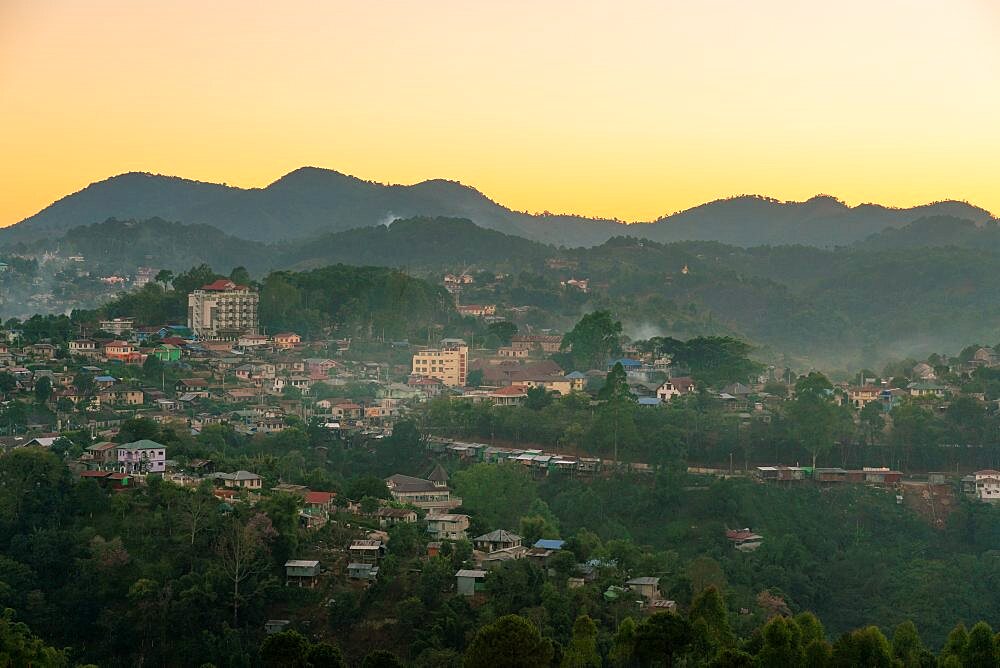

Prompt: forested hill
[283,217,555,271]
[5,166,993,247]
[639,195,994,247]
[3,168,624,246]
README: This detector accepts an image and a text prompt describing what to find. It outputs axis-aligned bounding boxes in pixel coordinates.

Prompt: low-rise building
[456,569,487,596]
[285,560,320,588]
[425,513,471,540]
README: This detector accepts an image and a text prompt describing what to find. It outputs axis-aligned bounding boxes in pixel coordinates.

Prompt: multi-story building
[187,279,259,339]
[117,440,166,474]
[411,342,468,387]
[99,317,135,336]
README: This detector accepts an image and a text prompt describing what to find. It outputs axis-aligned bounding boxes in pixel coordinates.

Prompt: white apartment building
[187,279,259,339]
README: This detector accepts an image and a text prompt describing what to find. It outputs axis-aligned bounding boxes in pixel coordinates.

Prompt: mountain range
[6,167,995,247]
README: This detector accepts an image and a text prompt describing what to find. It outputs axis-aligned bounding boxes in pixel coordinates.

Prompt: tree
[0,372,16,396]
[525,385,554,411]
[756,616,804,668]
[787,373,851,468]
[962,621,998,667]
[488,321,518,346]
[215,513,276,626]
[859,401,885,447]
[33,376,52,405]
[890,620,925,667]
[466,368,484,388]
[346,476,390,501]
[0,609,69,667]
[653,336,763,387]
[180,483,217,546]
[689,586,733,650]
[307,642,346,668]
[229,266,252,286]
[609,617,637,667]
[361,650,403,668]
[830,626,893,668]
[633,612,692,667]
[452,463,537,529]
[598,363,634,403]
[560,311,623,369]
[464,614,554,668]
[154,269,175,289]
[561,615,600,668]
[260,630,310,668]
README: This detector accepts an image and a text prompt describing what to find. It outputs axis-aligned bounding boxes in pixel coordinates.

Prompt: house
[85,441,118,467]
[377,507,418,527]
[497,346,529,359]
[99,317,135,336]
[456,569,487,596]
[69,339,100,358]
[214,470,263,489]
[456,304,497,318]
[489,385,528,407]
[304,490,336,515]
[425,513,471,540]
[474,530,522,553]
[385,474,460,511]
[510,335,563,353]
[285,560,320,587]
[98,385,144,406]
[656,376,696,402]
[347,562,379,581]
[349,540,384,564]
[117,440,167,474]
[726,529,763,552]
[153,344,182,362]
[847,385,881,409]
[971,470,1000,502]
[176,378,210,396]
[907,382,947,398]
[104,340,141,363]
[626,577,661,601]
[273,332,301,350]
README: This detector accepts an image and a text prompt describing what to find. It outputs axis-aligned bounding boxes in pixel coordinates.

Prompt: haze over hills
[10,214,1000,369]
[5,167,995,247]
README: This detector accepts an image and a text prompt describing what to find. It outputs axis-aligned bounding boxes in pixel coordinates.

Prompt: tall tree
[464,615,554,668]
[560,311,623,370]
[215,513,276,627]
[561,615,601,668]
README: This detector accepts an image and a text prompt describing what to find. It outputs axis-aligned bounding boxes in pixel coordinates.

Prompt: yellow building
[411,344,469,387]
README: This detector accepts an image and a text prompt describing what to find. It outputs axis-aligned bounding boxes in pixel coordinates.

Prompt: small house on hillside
[285,560,320,588]
[456,569,487,596]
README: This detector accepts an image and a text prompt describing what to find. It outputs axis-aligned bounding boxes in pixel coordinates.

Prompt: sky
[1,0,999,226]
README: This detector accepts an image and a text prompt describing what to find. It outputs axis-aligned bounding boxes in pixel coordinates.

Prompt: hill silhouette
[5,168,994,247]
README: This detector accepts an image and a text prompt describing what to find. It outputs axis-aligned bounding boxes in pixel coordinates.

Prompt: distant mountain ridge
[5,167,994,247]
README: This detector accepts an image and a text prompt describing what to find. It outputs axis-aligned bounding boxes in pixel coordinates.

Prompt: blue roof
[534,539,566,550]
[638,397,662,406]
[565,371,586,379]
[95,375,117,382]
[609,358,642,369]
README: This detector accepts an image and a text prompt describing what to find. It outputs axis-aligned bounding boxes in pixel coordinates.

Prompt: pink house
[117,439,167,474]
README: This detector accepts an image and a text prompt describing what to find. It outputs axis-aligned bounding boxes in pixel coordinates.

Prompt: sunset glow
[2,0,999,226]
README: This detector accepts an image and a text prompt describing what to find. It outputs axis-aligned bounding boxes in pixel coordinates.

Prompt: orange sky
[1,0,999,226]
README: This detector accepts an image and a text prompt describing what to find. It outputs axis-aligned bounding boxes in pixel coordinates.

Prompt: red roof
[492,385,528,396]
[201,279,247,291]
[304,491,336,505]
[80,470,111,478]
[726,529,762,541]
